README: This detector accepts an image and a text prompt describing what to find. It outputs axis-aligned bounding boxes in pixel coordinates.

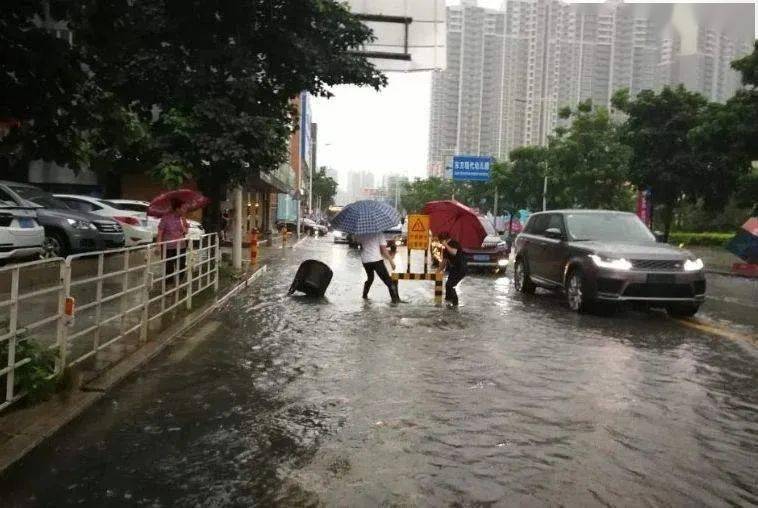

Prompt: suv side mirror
[654,231,666,243]
[544,227,563,240]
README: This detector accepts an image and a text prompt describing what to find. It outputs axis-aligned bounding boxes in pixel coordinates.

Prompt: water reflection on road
[2,237,757,506]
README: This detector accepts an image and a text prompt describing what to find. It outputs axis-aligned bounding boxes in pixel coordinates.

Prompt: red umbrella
[421,200,487,249]
[148,189,210,217]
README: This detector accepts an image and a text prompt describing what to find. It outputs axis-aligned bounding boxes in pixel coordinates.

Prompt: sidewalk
[0,258,269,474]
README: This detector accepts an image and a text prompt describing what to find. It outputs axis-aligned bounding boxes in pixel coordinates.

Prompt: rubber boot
[389,285,401,304]
[363,281,371,299]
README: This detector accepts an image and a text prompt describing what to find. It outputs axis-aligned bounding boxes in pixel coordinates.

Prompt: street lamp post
[542,161,548,211]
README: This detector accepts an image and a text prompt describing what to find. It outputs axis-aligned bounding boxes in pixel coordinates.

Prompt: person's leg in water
[362,262,376,299]
[373,260,401,303]
[445,270,465,306]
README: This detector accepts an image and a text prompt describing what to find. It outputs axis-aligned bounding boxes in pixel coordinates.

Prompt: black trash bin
[288,259,333,297]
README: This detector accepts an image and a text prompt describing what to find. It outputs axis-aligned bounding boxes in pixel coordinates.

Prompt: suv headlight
[589,254,632,271]
[66,218,96,230]
[683,258,704,272]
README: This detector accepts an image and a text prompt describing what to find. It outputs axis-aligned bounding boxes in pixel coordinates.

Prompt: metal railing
[1,234,220,412]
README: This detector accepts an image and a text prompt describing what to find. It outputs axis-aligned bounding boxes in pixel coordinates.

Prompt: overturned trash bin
[288,259,333,297]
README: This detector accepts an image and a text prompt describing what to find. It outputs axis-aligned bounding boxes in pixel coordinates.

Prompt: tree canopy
[310,167,338,211]
[2,1,385,231]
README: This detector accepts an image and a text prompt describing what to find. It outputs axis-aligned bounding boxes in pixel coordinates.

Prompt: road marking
[674,317,757,343]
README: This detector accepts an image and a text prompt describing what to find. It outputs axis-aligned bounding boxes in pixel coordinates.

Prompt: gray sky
[311,0,757,189]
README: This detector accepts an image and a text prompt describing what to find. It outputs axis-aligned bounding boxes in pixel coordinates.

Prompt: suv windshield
[7,185,70,209]
[565,213,655,243]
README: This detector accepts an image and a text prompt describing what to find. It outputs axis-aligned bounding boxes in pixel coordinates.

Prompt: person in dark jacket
[437,232,467,306]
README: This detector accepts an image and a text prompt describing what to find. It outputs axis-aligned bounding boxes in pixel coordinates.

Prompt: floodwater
[2,237,757,506]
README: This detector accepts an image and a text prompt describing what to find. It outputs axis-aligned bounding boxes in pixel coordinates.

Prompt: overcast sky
[311,0,757,189]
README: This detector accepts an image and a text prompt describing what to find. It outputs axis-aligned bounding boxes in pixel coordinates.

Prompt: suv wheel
[42,231,68,258]
[666,303,700,318]
[514,257,535,294]
[566,268,592,313]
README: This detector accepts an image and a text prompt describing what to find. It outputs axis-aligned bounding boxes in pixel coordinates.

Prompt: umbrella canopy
[421,200,487,249]
[148,189,210,217]
[331,200,400,235]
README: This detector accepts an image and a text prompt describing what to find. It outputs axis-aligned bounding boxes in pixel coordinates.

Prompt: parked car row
[0,180,206,264]
[0,185,45,262]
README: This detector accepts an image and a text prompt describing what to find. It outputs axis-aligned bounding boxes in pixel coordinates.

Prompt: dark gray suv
[513,210,706,316]
[0,182,125,257]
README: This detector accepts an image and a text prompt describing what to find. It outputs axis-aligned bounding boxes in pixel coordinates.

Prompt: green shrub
[0,326,59,404]
[668,232,734,247]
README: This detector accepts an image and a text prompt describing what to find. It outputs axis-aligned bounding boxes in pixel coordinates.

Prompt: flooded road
[2,237,757,506]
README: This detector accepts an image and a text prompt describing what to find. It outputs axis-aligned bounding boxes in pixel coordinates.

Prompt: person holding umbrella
[436,232,467,307]
[331,200,402,304]
[150,189,210,284]
[356,232,400,303]
[157,198,189,281]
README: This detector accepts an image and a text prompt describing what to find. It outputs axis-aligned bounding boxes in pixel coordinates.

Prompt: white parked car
[0,185,44,262]
[53,194,153,246]
[104,199,205,241]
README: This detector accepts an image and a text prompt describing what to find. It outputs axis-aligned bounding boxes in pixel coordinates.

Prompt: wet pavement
[2,236,757,506]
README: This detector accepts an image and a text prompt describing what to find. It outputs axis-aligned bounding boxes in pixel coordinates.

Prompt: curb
[292,236,309,249]
[706,269,758,280]
[0,264,268,475]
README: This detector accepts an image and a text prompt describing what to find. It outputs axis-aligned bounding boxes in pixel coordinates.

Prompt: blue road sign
[452,155,492,182]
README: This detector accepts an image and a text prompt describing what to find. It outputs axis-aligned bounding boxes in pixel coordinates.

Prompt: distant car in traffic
[461,217,510,274]
[302,218,328,236]
[0,184,44,262]
[332,229,350,244]
[513,210,706,316]
[383,223,404,253]
[53,194,153,246]
[2,182,124,257]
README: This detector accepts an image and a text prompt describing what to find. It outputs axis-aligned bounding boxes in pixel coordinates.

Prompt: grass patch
[669,232,734,248]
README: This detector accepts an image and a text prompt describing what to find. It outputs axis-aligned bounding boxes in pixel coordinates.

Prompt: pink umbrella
[148,189,209,217]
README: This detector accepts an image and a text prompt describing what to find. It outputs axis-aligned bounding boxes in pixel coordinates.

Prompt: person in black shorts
[437,233,467,306]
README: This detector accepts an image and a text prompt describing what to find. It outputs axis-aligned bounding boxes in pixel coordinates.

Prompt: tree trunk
[661,203,675,243]
[197,173,224,233]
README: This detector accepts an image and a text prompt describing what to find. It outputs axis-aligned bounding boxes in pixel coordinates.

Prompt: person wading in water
[355,232,401,303]
[437,232,467,307]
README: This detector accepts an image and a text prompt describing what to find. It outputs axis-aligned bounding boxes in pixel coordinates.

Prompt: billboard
[452,156,491,182]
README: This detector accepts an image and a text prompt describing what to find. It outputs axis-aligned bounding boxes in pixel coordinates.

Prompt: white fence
[1,233,219,412]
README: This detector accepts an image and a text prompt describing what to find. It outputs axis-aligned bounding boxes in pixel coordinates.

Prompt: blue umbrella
[331,200,400,235]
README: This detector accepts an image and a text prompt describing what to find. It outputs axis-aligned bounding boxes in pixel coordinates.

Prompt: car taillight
[114,216,140,226]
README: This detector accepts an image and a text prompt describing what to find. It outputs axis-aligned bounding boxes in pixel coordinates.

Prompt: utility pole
[493,188,499,230]
[308,164,313,215]
[232,186,243,269]
[542,161,548,212]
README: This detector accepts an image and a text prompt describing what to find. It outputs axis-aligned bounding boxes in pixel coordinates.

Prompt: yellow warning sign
[407,214,430,250]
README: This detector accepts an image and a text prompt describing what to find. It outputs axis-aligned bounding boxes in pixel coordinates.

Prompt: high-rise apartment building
[427,2,506,173]
[344,170,376,203]
[674,27,752,102]
[427,0,752,174]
